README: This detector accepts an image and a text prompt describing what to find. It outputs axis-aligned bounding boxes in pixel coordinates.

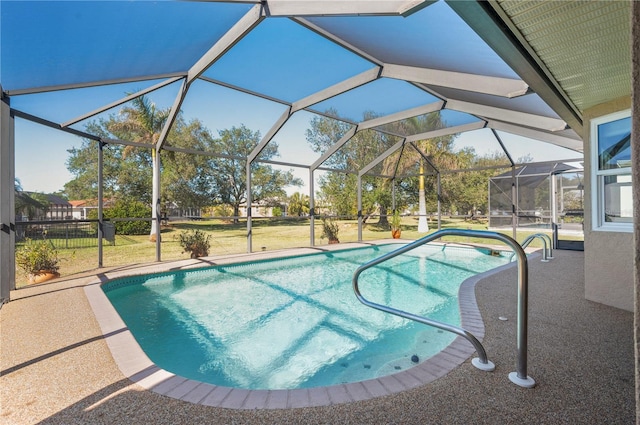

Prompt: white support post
[246,161,252,253]
[153,147,161,261]
[98,141,104,268]
[0,91,15,305]
[437,172,442,230]
[512,167,518,239]
[309,169,315,246]
[357,176,363,242]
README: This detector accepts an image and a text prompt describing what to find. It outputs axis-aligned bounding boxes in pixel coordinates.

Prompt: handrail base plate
[509,372,536,388]
[472,357,495,372]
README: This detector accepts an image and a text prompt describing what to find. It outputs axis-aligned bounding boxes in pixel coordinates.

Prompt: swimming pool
[102,243,508,391]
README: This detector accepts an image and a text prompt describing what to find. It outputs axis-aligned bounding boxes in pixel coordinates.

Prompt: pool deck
[0,242,634,424]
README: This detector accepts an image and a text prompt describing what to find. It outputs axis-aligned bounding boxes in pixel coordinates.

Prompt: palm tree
[107,96,170,241]
[288,192,310,216]
[382,112,459,233]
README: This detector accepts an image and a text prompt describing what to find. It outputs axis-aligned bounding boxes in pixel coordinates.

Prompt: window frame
[590,109,632,232]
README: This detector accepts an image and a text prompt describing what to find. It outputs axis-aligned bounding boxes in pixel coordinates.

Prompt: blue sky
[5,1,582,197]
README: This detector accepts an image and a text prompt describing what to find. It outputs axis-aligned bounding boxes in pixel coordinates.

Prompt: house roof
[24,192,71,207]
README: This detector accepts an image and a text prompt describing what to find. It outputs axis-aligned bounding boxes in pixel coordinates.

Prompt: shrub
[16,238,60,274]
[88,199,152,235]
[178,229,211,258]
[320,216,340,243]
[390,210,402,231]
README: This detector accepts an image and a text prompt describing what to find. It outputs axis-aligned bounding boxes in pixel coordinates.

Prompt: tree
[65,123,123,202]
[440,150,507,216]
[307,110,459,228]
[306,111,400,221]
[107,96,169,241]
[398,113,459,231]
[288,192,310,216]
[208,125,302,222]
[66,99,301,227]
[160,119,218,210]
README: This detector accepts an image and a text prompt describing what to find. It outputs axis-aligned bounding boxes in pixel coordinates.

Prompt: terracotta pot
[27,271,60,285]
[328,239,340,244]
[391,229,401,239]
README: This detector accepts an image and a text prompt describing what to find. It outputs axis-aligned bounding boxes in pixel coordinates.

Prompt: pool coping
[84,241,525,409]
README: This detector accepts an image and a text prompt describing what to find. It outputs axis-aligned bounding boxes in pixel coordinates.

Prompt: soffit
[496,0,631,112]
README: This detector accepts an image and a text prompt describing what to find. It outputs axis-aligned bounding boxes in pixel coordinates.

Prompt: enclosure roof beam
[200,75,419,142]
[445,99,567,132]
[11,109,100,142]
[291,67,381,112]
[199,76,291,107]
[359,138,406,176]
[102,137,161,150]
[405,120,486,143]
[316,165,359,175]
[157,4,264,151]
[164,144,312,170]
[407,142,439,174]
[265,1,434,17]
[358,101,445,131]
[513,158,583,169]
[391,143,407,180]
[188,5,264,83]
[293,18,384,66]
[310,126,358,171]
[248,106,292,163]
[4,72,187,97]
[62,77,183,128]
[381,63,529,98]
[487,120,583,152]
[490,128,515,166]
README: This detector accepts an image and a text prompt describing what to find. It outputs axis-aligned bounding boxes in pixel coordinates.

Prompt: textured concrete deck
[0,245,634,424]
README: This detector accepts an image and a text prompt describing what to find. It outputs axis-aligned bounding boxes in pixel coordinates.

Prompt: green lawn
[14,216,580,288]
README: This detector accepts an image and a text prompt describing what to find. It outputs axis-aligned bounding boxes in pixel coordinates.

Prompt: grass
[13,216,582,288]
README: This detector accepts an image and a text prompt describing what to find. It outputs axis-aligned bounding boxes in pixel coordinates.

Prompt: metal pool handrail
[513,233,553,262]
[352,229,535,388]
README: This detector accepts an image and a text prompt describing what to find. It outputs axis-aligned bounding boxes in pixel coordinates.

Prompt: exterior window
[591,110,632,231]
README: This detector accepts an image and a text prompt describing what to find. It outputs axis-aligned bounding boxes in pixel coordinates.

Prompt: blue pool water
[103,244,508,390]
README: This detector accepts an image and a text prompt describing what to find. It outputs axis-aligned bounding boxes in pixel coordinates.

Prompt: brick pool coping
[84,241,521,409]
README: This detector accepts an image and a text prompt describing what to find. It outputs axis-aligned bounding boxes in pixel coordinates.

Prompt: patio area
[0,246,634,424]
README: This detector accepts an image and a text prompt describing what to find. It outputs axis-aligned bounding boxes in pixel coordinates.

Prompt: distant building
[16,193,72,221]
[69,199,116,220]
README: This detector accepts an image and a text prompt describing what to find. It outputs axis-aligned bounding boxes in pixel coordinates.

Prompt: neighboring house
[69,198,116,220]
[16,193,72,221]
[14,191,46,222]
[69,199,93,220]
[239,203,276,218]
[165,202,202,220]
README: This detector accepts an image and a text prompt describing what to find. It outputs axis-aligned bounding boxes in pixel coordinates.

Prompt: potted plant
[178,229,211,258]
[16,238,61,284]
[390,210,402,239]
[320,216,340,244]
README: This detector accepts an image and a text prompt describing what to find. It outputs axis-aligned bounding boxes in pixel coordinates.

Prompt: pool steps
[353,229,535,388]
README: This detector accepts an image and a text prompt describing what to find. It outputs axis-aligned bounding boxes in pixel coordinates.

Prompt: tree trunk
[418,160,429,233]
[150,150,160,242]
[233,204,240,224]
[379,205,389,228]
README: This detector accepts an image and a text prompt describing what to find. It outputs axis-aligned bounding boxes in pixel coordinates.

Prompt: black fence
[15,220,115,250]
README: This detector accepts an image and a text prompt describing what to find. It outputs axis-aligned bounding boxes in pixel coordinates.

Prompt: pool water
[103,244,508,390]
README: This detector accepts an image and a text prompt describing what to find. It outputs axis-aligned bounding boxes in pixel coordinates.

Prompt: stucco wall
[583,96,633,312]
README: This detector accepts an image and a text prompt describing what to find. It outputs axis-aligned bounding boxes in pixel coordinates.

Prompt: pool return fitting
[352,229,535,388]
